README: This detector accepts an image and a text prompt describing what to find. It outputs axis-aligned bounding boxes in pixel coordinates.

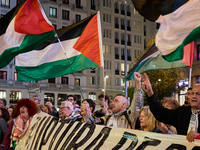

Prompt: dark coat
[148,94,200,135]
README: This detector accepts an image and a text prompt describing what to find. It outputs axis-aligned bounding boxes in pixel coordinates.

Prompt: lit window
[89,92,96,100]
[10,91,22,104]
[44,93,55,105]
[50,7,57,18]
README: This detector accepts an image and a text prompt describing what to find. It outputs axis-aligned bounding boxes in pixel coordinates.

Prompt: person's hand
[134,72,141,89]
[157,122,169,134]
[141,73,154,97]
[186,131,199,142]
[81,101,91,117]
[102,101,108,115]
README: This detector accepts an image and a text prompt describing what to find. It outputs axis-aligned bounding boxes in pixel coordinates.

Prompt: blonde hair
[139,106,156,131]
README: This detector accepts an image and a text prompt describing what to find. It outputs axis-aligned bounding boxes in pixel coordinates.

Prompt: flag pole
[124,0,128,98]
[189,68,192,87]
[56,34,85,101]
[189,42,194,87]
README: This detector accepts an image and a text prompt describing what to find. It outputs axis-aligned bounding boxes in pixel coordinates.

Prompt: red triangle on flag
[14,0,54,35]
[73,14,101,66]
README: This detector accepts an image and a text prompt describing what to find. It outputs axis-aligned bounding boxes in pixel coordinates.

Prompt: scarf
[187,109,200,133]
[11,116,32,142]
[107,111,124,127]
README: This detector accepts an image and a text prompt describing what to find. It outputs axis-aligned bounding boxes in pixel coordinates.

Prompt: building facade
[0,0,157,108]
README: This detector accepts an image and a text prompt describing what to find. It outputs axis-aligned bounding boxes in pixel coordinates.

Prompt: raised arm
[127,72,143,127]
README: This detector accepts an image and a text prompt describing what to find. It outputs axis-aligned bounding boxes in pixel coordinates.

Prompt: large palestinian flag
[0,0,55,68]
[132,0,200,62]
[123,42,194,82]
[15,12,103,81]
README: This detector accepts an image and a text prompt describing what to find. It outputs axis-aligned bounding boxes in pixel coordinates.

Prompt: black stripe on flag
[35,14,96,50]
[128,44,158,74]
[131,0,189,21]
[0,1,25,36]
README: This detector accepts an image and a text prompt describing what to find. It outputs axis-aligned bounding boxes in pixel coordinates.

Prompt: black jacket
[148,94,200,135]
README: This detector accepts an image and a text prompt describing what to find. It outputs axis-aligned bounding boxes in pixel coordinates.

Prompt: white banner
[16,112,200,150]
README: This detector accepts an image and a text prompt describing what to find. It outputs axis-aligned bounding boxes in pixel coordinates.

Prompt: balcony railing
[115,9,119,13]
[128,56,131,61]
[115,24,119,28]
[121,55,125,60]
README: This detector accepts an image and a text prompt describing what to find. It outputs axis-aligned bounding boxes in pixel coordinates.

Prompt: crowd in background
[0,72,199,149]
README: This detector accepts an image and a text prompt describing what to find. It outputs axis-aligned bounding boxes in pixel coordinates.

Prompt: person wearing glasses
[141,72,200,142]
[67,95,80,112]
[59,101,81,121]
[32,95,41,104]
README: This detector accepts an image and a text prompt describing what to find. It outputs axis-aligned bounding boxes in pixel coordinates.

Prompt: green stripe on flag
[0,30,55,68]
[16,54,99,81]
[163,26,200,62]
[123,54,187,82]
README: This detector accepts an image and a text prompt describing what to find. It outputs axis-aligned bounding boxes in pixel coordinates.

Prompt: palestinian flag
[132,0,200,62]
[123,42,194,82]
[0,0,55,68]
[15,12,103,81]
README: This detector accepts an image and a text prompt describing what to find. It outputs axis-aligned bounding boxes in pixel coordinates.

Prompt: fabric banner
[16,113,200,150]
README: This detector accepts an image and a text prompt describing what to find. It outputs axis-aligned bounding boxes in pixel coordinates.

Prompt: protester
[67,95,80,110]
[59,101,81,121]
[83,72,143,129]
[7,106,14,118]
[162,97,180,110]
[0,99,6,109]
[184,88,192,106]
[77,99,96,123]
[45,101,58,117]
[0,108,9,144]
[94,93,110,117]
[7,106,16,126]
[139,106,162,133]
[3,98,37,149]
[159,97,180,134]
[45,105,53,115]
[141,72,200,142]
[37,104,48,114]
[107,99,114,115]
[32,95,41,104]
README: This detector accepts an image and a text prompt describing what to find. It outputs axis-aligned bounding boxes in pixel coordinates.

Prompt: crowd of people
[0,72,199,149]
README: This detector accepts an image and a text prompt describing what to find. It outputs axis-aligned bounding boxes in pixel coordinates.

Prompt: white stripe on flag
[0,16,25,55]
[156,0,200,55]
[16,37,81,66]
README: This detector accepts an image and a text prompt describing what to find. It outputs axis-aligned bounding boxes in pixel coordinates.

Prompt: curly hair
[12,98,37,119]
[0,108,10,122]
